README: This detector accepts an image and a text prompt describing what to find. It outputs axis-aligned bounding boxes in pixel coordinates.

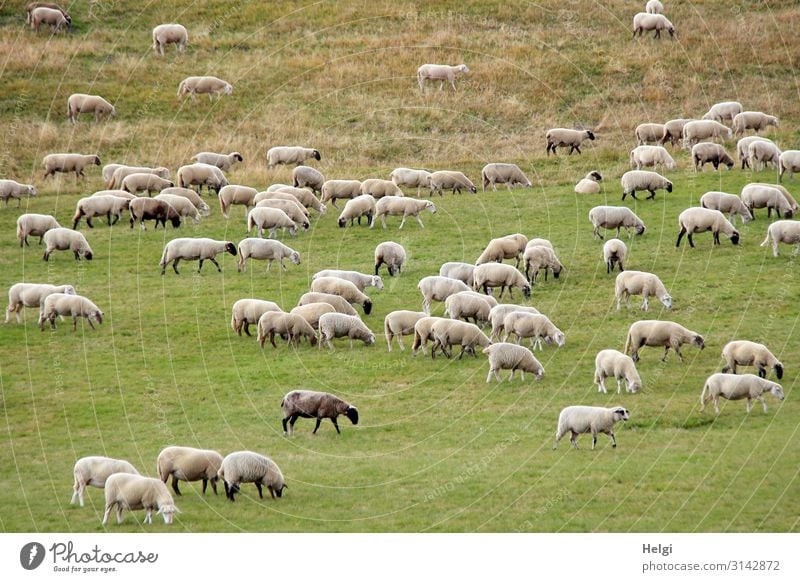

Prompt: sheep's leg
[171,475,181,496]
[102,503,114,525]
[661,346,670,362]
[687,233,695,248]
[673,344,684,362]
[591,431,598,450]
[745,398,751,414]
[172,259,181,275]
[486,370,493,383]
[398,216,406,229]
[570,431,579,449]
[209,257,222,272]
[396,335,405,351]
[116,506,124,524]
[713,397,720,415]
[255,482,263,498]
[610,431,617,448]
[312,418,323,434]
[642,294,649,311]
[713,231,720,245]
[289,415,299,434]
[86,317,96,330]
[331,417,340,433]
[676,227,687,247]
[415,215,425,228]
[616,378,623,394]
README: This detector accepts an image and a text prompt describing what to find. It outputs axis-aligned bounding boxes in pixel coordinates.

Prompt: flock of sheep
[5,1,794,526]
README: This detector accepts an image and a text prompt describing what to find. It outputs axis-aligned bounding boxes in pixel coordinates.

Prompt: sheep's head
[93,155,101,166]
[157,503,180,525]
[345,406,359,425]
[302,220,310,230]
[94,310,104,325]
[234,152,244,162]
[271,483,286,498]
[224,242,237,256]
[554,331,565,347]
[635,223,646,235]
[612,407,630,422]
[372,276,384,290]
[769,116,779,127]
[64,285,76,295]
[458,64,470,74]
[665,181,673,193]
[770,385,785,401]
[426,201,437,213]
[627,380,641,394]
[363,300,373,315]
[586,130,596,141]
[469,185,477,193]
[730,231,740,245]
[169,216,181,228]
[774,363,784,379]
[365,332,376,345]
[312,149,321,161]
[522,284,532,298]
[693,335,705,349]
[28,186,38,196]
[661,295,673,310]
[83,250,93,261]
[784,209,794,219]
[337,217,347,228]
[553,264,563,279]
[589,171,602,182]
[290,252,301,265]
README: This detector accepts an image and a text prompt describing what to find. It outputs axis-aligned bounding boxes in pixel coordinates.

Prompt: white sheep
[337,194,376,227]
[473,263,532,299]
[218,185,258,218]
[17,213,60,246]
[430,319,492,360]
[153,193,201,224]
[121,173,174,195]
[67,94,115,124]
[594,349,642,394]
[255,199,310,228]
[237,238,300,273]
[159,238,237,274]
[257,312,318,348]
[621,170,673,201]
[417,63,470,91]
[741,184,795,219]
[108,165,171,190]
[737,136,774,170]
[703,101,743,124]
[700,373,785,415]
[624,320,704,363]
[42,153,101,180]
[411,316,448,355]
[699,191,753,225]
[602,238,627,273]
[732,111,779,136]
[192,151,243,172]
[682,120,732,147]
[310,277,373,314]
[481,163,532,192]
[760,219,800,257]
[630,145,676,171]
[318,312,376,350]
[160,187,211,215]
[72,195,131,229]
[360,178,404,199]
[417,275,471,315]
[292,165,325,193]
[632,12,674,38]
[90,189,136,200]
[645,0,664,14]
[247,207,299,238]
[42,228,93,261]
[691,142,735,171]
[615,270,671,311]
[374,241,406,276]
[373,197,436,229]
[439,261,476,287]
[390,168,432,196]
[27,3,70,26]
[71,456,139,507]
[289,302,336,330]
[444,291,494,326]
[553,406,630,450]
[522,244,563,285]
[260,186,326,214]
[321,179,362,208]
[428,170,477,195]
[312,270,383,291]
[747,140,782,172]
[384,310,427,351]
[152,23,188,56]
[677,207,740,247]
[102,474,179,525]
[297,292,359,317]
[589,206,646,239]
[6,283,75,324]
[502,312,565,351]
[281,390,358,435]
[30,6,68,32]
[230,298,283,336]
[483,343,544,382]
[476,234,529,268]
[545,128,595,155]
[176,163,228,195]
[267,146,321,167]
[0,179,37,207]
[660,118,693,147]
[721,340,784,379]
[218,451,286,502]
[574,171,603,194]
[488,304,540,341]
[778,150,800,181]
[635,123,666,145]
[177,76,232,100]
[39,293,103,331]
[156,446,223,495]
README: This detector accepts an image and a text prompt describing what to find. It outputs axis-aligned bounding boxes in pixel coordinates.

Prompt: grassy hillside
[0,0,798,532]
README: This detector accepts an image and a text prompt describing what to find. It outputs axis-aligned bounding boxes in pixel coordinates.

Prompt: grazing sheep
[321,179,362,209]
[553,406,630,450]
[67,94,115,124]
[594,349,642,394]
[630,145,676,170]
[575,171,603,194]
[267,146,321,167]
[218,185,258,218]
[218,451,285,502]
[176,163,227,196]
[6,283,75,324]
[310,277,373,315]
[589,206,646,239]
[745,184,796,212]
[645,0,664,14]
[488,304,540,341]
[721,340,784,379]
[121,173,174,195]
[192,151,242,172]
[682,120,732,147]
[430,319,492,360]
[360,178,404,199]
[417,63,470,91]
[760,219,800,257]
[483,343,544,382]
[230,298,283,336]
[481,163,532,192]
[152,23,188,56]
[703,101,743,124]
[71,456,139,508]
[411,316,448,355]
[502,312,565,351]
[289,302,335,330]
[615,270,672,311]
[257,312,317,348]
[428,170,477,196]
[160,187,210,215]
[741,184,795,219]
[292,166,325,194]
[129,198,181,230]
[237,239,300,273]
[384,310,427,351]
[90,189,136,200]
[660,118,693,147]
[26,3,69,25]
[17,213,60,246]
[692,143,735,171]
[72,195,130,229]
[635,123,666,145]
[313,270,383,292]
[337,194,376,227]
[177,76,232,100]
[737,136,774,169]
[546,128,595,155]
[747,140,782,172]
[701,373,785,415]
[473,263,532,299]
[476,234,529,267]
[417,275,471,315]
[522,244,563,285]
[297,292,359,317]
[677,207,740,247]
[390,168,432,196]
[0,179,37,207]
[30,6,68,32]
[624,320,704,363]
[444,291,494,325]
[42,228,93,261]
[259,187,326,214]
[439,261,476,287]
[373,197,436,229]
[247,207,298,238]
[255,199,309,230]
[699,191,753,224]
[42,153,100,180]
[603,238,627,273]
[108,166,171,190]
[374,241,406,276]
[621,170,672,201]
[632,12,674,38]
[318,312,376,350]
[159,238,236,274]
[39,293,103,331]
[281,390,358,435]
[153,194,201,224]
[732,111,779,136]
[778,150,800,181]
[102,163,126,185]
[156,446,223,496]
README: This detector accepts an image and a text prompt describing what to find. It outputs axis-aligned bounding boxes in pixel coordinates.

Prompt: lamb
[337,194,376,227]
[699,191,753,224]
[740,184,795,219]
[297,292,359,317]
[483,343,544,382]
[721,340,784,379]
[660,118,693,147]
[545,128,595,155]
[318,312,376,350]
[691,143,734,171]
[737,136,774,169]
[589,206,646,239]
[320,179,362,208]
[488,304,540,341]
[71,456,139,508]
[0,179,37,207]
[218,451,286,502]
[630,145,676,170]
[417,63,470,91]
[281,390,358,435]
[553,406,630,450]
[682,120,732,147]
[472,263,532,299]
[121,173,174,195]
[594,349,642,394]
[160,187,211,215]
[373,197,437,229]
[439,262,476,287]
[247,207,299,238]
[67,94,115,124]
[430,319,492,360]
[42,228,93,261]
[732,111,779,136]
[481,163,532,192]
[778,150,800,181]
[72,195,131,229]
[760,219,800,257]
[292,165,325,194]
[390,168,432,196]
[30,6,68,32]
[289,302,335,330]
[17,213,60,246]
[177,76,232,100]
[129,198,181,230]
[258,187,326,214]
[39,293,103,331]
[747,140,782,172]
[310,277,373,315]
[360,178,404,199]
[502,312,565,351]
[152,23,188,56]
[632,12,675,38]
[153,193,201,224]
[374,241,406,276]
[237,238,300,273]
[700,373,785,415]
[230,298,283,336]
[428,171,477,195]
[624,320,704,363]
[384,310,427,351]
[191,151,243,172]
[177,163,228,196]
[676,207,740,247]
[26,3,70,26]
[703,101,743,124]
[444,291,494,326]
[218,185,258,218]
[417,276,471,315]
[476,234,529,267]
[257,312,318,348]
[603,238,627,273]
[42,153,101,180]
[620,170,672,201]
[156,446,223,495]
[645,0,664,14]
[522,244,563,285]
[267,146,321,167]
[312,270,383,292]
[159,238,237,274]
[614,270,671,311]
[574,171,603,194]
[635,123,666,145]
[108,166,171,190]
[411,316,448,356]
[6,283,75,324]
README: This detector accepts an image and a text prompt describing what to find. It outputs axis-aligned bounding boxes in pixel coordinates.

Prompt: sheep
[439,262,476,287]
[6,283,75,324]
[218,185,258,218]
[247,207,298,238]
[153,193,201,224]
[430,319,492,360]
[0,179,37,207]
[632,12,675,38]
[411,316,448,356]
[603,238,627,273]
[747,140,782,172]
[70,456,138,508]
[177,76,232,100]
[267,146,321,167]
[121,173,174,196]
[129,198,181,230]
[67,94,115,124]
[390,168,433,196]
[701,373,785,415]
[677,207,740,247]
[682,120,732,147]
[230,298,283,336]
[483,343,544,382]
[635,123,666,145]
[630,145,676,171]
[594,349,642,394]
[360,178,404,199]
[373,197,437,229]
[699,191,753,225]
[645,0,664,14]
[761,219,800,257]
[545,128,595,155]
[152,23,188,56]
[289,302,335,330]
[418,276,471,315]
[444,291,494,326]
[39,293,103,331]
[741,185,796,213]
[614,270,672,311]
[522,245,563,285]
[192,151,243,172]
[384,310,427,351]
[721,340,784,379]
[218,451,285,502]
[17,213,60,246]
[481,163,532,192]
[281,390,358,435]
[737,136,774,169]
[156,446,223,496]
[417,63,470,91]
[320,179,362,208]
[691,143,735,172]
[337,194,376,227]
[502,312,565,351]
[312,270,383,292]
[620,170,672,201]
[160,187,211,215]
[374,241,406,276]
[159,238,237,274]
[778,150,800,181]
[574,171,603,194]
[589,206,646,240]
[257,312,318,348]
[488,304,540,341]
[472,263,531,299]
[26,3,70,26]
[703,101,743,124]
[108,166,171,190]
[553,406,630,450]
[732,111,779,136]
[476,234,529,268]
[237,238,300,273]
[428,171,477,195]
[30,6,68,32]
[660,118,693,147]
[310,277,373,315]
[177,163,228,196]
[318,312,376,350]
[257,188,326,216]
[72,195,130,229]
[255,200,309,231]
[102,163,126,185]
[90,189,136,200]
[741,184,795,219]
[42,153,101,180]
[292,165,325,194]
[102,474,179,525]
[42,228,93,261]
[297,292,359,317]
[624,320,704,363]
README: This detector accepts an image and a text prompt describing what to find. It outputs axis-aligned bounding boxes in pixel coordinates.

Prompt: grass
[0,0,798,533]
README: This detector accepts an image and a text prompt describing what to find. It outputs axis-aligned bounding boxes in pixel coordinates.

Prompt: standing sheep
[632,12,674,38]
[635,123,666,145]
[682,120,732,147]
[430,319,492,360]
[129,198,182,230]
[660,119,693,147]
[160,187,210,215]
[42,228,93,261]
[360,178,404,199]
[384,310,427,351]
[732,111,779,136]
[321,179,362,208]
[476,234,529,267]
[737,136,774,169]
[257,312,318,348]
[760,220,800,257]
[153,194,201,224]
[292,165,325,193]
[483,343,544,382]
[575,171,603,194]
[489,304,540,341]
[700,373,785,415]
[778,150,800,182]
[428,171,477,195]
[417,276,471,315]
[630,145,676,170]
[473,263,532,299]
[615,270,672,311]
[439,261,477,287]
[297,292,359,317]
[594,349,642,394]
[502,312,565,351]
[121,173,174,195]
[624,320,704,363]
[247,207,299,238]
[522,244,563,285]
[312,270,383,292]
[699,191,753,225]
[374,241,406,276]
[721,340,783,379]
[390,168,432,196]
[42,153,101,180]
[411,316,448,356]
[72,195,131,229]
[691,143,735,171]
[6,283,75,324]
[260,187,326,214]
[747,140,782,172]
[192,151,243,172]
[156,446,223,496]
[589,206,646,239]
[30,6,68,32]
[237,239,300,273]
[0,179,37,207]
[71,456,139,508]
[417,63,470,91]
[17,213,60,246]
[444,291,494,326]
[218,185,258,218]
[280,390,358,435]
[39,293,103,331]
[108,165,171,190]
[267,146,321,167]
[159,238,237,274]
[553,406,630,450]
[310,277,373,315]
[337,194,377,227]
[545,128,595,155]
[102,474,180,525]
[177,163,228,196]
[290,302,336,330]
[481,163,532,192]
[230,298,283,337]
[741,184,795,219]
[373,197,437,228]
[676,207,740,247]
[703,101,743,124]
[67,94,115,124]
[218,451,286,502]
[318,312,376,350]
[152,23,188,56]
[620,170,672,201]
[177,76,232,100]
[603,238,627,273]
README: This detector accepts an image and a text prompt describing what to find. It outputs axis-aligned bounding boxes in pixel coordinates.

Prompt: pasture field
[1,0,799,532]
